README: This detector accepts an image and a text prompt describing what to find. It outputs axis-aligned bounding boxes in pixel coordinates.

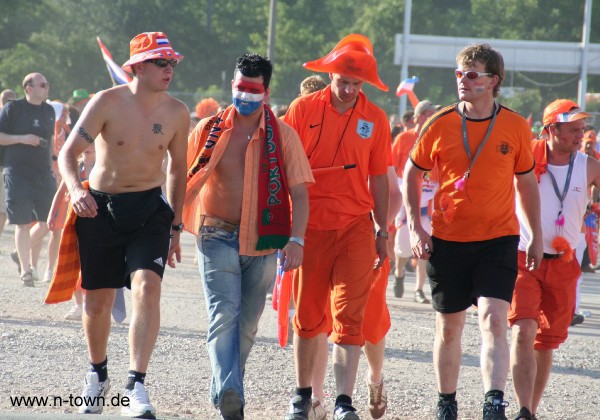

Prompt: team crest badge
[356,119,374,139]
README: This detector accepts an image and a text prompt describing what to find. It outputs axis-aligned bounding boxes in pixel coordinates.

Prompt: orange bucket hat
[122,32,183,73]
[303,34,388,92]
[542,99,590,127]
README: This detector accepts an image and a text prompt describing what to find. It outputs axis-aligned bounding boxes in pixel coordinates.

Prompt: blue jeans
[197,225,277,407]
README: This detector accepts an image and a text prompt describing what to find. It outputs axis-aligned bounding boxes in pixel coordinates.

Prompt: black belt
[543,253,560,259]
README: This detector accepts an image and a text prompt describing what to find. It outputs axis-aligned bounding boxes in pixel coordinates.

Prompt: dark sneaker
[21,272,34,287]
[414,289,430,304]
[514,407,533,420]
[570,313,585,326]
[483,398,509,420]
[436,400,458,420]
[332,403,359,420]
[394,275,404,298]
[285,394,312,420]
[219,388,243,420]
[11,250,21,274]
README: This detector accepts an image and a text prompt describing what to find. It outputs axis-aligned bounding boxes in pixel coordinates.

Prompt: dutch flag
[97,37,132,86]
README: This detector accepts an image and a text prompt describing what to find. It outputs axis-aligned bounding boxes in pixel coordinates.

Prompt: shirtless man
[58,32,189,418]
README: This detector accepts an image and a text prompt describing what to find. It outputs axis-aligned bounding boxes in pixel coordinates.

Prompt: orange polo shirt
[410,103,534,242]
[283,86,390,230]
[392,129,417,178]
[183,105,314,256]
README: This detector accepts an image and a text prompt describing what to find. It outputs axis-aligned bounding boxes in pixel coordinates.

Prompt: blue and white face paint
[232,79,265,116]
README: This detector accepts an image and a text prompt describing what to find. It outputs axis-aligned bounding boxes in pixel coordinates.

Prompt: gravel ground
[0,226,599,419]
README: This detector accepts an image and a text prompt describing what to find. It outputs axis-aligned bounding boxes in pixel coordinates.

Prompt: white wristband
[288,236,304,247]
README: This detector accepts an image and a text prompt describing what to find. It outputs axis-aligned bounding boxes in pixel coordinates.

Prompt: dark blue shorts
[3,172,56,225]
[426,235,519,313]
[75,187,174,290]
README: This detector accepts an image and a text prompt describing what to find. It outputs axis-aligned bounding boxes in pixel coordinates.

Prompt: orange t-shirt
[392,129,417,178]
[410,103,534,242]
[283,86,390,230]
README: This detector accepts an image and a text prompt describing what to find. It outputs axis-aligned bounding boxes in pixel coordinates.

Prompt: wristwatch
[171,223,184,232]
[375,229,389,239]
[288,236,305,247]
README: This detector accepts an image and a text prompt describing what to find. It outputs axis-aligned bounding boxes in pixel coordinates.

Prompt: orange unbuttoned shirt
[392,129,417,178]
[183,106,314,256]
[283,86,390,230]
[410,103,534,242]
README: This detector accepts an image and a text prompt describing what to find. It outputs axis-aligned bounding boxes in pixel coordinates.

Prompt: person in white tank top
[508,99,600,420]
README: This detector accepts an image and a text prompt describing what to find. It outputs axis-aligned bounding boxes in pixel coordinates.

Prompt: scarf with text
[187,104,290,250]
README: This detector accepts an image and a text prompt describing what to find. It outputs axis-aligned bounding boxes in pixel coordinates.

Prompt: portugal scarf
[187,104,290,250]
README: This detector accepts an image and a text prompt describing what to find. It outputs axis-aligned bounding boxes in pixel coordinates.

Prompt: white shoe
[43,268,53,283]
[78,372,110,414]
[121,382,156,418]
[309,397,328,420]
[64,305,83,321]
[30,267,39,282]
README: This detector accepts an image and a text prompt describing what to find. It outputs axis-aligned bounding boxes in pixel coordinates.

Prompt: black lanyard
[546,152,575,223]
[460,102,498,180]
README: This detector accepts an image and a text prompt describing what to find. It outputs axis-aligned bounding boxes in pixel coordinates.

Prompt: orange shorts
[321,258,391,344]
[293,213,376,346]
[508,251,580,350]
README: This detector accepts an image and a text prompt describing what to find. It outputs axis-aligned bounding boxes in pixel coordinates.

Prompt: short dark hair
[234,53,272,89]
[456,44,505,98]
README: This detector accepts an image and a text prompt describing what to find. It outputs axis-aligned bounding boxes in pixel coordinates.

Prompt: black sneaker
[570,313,585,326]
[436,400,458,420]
[333,403,359,420]
[220,388,243,420]
[284,394,312,420]
[514,407,533,420]
[394,275,404,298]
[483,398,509,420]
[11,250,21,274]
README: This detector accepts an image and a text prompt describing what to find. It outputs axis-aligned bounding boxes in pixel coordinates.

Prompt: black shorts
[4,172,56,225]
[75,187,174,290]
[426,235,519,313]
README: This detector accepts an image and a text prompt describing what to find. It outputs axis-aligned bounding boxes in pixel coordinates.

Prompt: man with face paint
[403,44,543,420]
[183,53,313,419]
[282,34,391,420]
[508,100,596,420]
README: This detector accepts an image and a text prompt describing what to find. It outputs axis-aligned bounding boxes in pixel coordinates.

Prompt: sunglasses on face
[455,69,492,80]
[146,59,178,68]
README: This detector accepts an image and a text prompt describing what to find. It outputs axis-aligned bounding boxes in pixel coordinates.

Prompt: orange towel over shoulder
[44,181,88,304]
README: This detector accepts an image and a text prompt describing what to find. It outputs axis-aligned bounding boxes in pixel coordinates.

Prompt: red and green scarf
[187,104,290,250]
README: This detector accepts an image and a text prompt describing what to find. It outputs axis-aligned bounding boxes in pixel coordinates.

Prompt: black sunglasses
[146,58,178,68]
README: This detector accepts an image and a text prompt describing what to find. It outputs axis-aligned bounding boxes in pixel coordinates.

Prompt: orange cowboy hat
[122,31,183,73]
[542,99,591,127]
[303,34,388,92]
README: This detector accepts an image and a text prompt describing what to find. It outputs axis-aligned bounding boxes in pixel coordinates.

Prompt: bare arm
[280,183,309,272]
[0,133,42,147]
[515,170,543,270]
[387,166,402,226]
[369,172,389,268]
[165,107,190,268]
[58,94,106,217]
[402,161,431,259]
[588,156,600,190]
[47,180,68,231]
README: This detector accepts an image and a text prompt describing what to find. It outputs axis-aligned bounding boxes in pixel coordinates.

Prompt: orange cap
[542,99,590,127]
[122,32,183,73]
[303,34,388,92]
